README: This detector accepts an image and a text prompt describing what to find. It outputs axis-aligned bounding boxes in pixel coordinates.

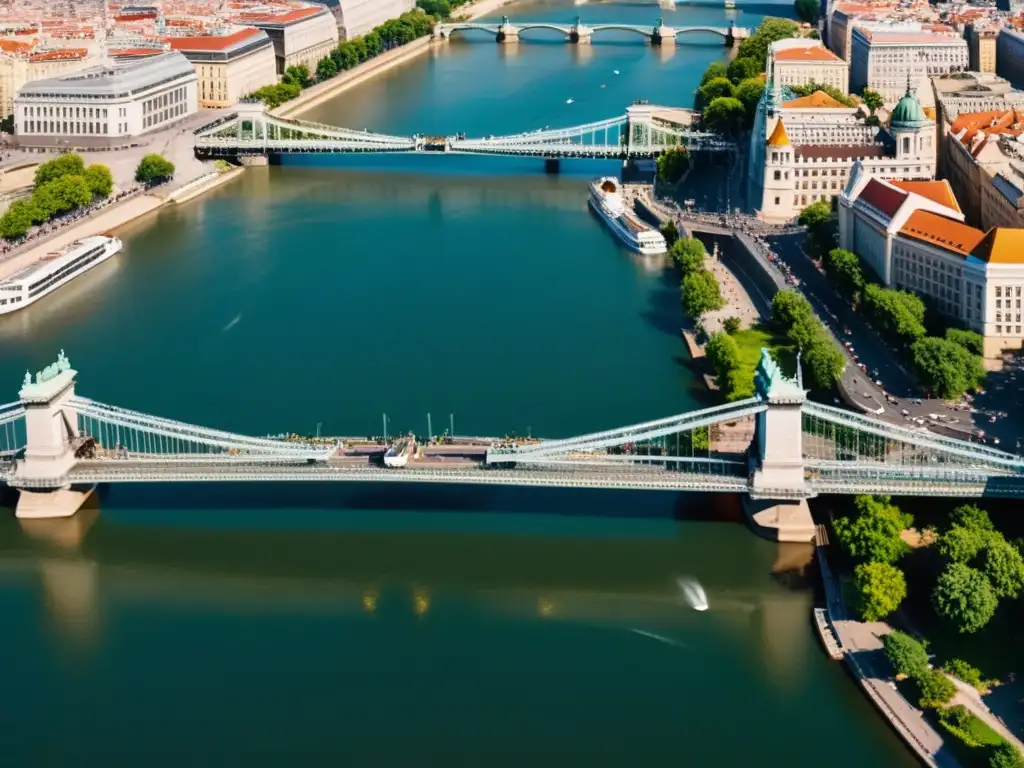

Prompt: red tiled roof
[114,12,158,21]
[111,47,165,57]
[774,46,844,63]
[0,38,34,54]
[233,7,322,24]
[28,48,87,62]
[859,178,907,217]
[165,27,262,52]
[899,210,984,256]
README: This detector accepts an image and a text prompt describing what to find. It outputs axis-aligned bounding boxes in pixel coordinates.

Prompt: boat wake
[222,313,242,332]
[629,629,687,648]
[677,576,709,611]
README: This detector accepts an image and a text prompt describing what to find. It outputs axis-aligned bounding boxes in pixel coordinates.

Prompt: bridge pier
[742,498,816,544]
[544,156,560,174]
[652,25,676,46]
[497,18,519,43]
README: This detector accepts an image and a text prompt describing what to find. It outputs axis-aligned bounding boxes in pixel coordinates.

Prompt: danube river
[0,1,915,764]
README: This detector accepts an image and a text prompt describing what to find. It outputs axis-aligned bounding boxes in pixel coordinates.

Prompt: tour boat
[384,437,414,468]
[588,177,667,255]
[0,235,122,315]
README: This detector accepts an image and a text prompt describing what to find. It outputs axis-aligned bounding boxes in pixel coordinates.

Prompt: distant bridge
[4,350,1024,543]
[433,16,750,46]
[193,101,732,163]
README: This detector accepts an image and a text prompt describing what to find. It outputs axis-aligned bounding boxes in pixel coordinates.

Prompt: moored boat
[588,177,667,255]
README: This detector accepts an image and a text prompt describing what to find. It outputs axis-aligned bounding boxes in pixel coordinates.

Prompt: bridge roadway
[433,19,750,45]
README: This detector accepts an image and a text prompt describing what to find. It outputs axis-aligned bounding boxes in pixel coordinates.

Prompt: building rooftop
[164,26,266,53]
[232,6,324,25]
[972,228,1024,264]
[899,210,984,256]
[859,177,907,217]
[855,29,964,45]
[890,179,961,212]
[28,48,88,62]
[782,90,850,110]
[18,51,194,98]
[767,119,790,147]
[951,109,1024,147]
[773,45,845,63]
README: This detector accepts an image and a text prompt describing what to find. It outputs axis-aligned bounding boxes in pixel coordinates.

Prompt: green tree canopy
[706,331,740,378]
[727,56,762,85]
[933,562,998,634]
[981,537,1024,599]
[282,63,312,88]
[723,316,742,334]
[699,61,728,87]
[945,327,984,357]
[939,525,991,564]
[863,283,926,345]
[83,163,113,198]
[316,55,338,81]
[952,503,994,532]
[671,237,706,274]
[989,742,1024,768]
[135,154,175,184]
[802,334,846,390]
[822,248,865,300]
[681,269,725,319]
[770,289,814,332]
[833,495,912,564]
[735,77,766,120]
[661,220,679,247]
[862,89,884,114]
[736,17,800,68]
[0,198,37,239]
[854,561,907,621]
[881,630,929,678]
[798,200,832,230]
[794,0,819,22]
[699,76,736,104]
[702,97,746,137]
[916,669,958,709]
[656,147,691,185]
[34,153,85,187]
[911,336,985,399]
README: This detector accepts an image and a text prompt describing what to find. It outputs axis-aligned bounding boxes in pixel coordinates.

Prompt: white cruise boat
[0,235,121,315]
[588,177,667,255]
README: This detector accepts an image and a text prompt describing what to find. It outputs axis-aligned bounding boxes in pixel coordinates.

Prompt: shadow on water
[640,267,684,337]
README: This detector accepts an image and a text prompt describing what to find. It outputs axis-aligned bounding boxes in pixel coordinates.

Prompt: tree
[803,334,845,390]
[911,336,985,399]
[661,220,679,247]
[699,76,736,104]
[799,200,832,235]
[735,77,766,121]
[681,270,725,320]
[946,328,984,357]
[943,659,984,689]
[656,147,691,185]
[736,18,800,68]
[727,57,762,85]
[952,503,994,532]
[933,562,997,634]
[833,495,912,564]
[989,742,1024,768]
[316,55,338,81]
[940,525,990,564]
[699,61,728,87]
[862,88,884,115]
[854,561,907,621]
[723,316,741,334]
[794,0,819,23]
[83,163,113,198]
[0,198,37,239]
[706,331,740,377]
[981,537,1024,599]
[771,289,813,333]
[915,668,957,709]
[863,284,926,345]
[417,0,451,17]
[46,174,92,210]
[282,64,312,88]
[671,237,705,274]
[34,153,85,187]
[881,630,929,678]
[135,154,175,184]
[822,248,864,300]
[702,97,746,137]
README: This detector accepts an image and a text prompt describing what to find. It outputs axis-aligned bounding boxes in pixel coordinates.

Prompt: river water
[0,1,915,764]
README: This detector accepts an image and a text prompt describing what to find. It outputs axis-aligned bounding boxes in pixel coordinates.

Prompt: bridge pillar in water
[14,354,92,520]
[746,349,815,543]
[652,24,675,46]
[497,17,519,43]
[544,156,560,173]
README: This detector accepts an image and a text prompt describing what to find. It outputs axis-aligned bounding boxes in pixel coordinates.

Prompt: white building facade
[14,51,197,149]
[234,6,339,75]
[750,84,937,222]
[336,0,414,40]
[850,27,968,105]
[769,39,849,94]
[0,46,94,118]
[167,28,277,108]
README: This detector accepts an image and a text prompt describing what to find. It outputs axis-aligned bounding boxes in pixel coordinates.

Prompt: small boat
[613,69,620,75]
[677,577,709,612]
[565,98,574,104]
[600,83,606,88]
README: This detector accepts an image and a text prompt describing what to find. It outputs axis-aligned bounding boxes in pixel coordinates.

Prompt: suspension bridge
[3,350,1024,540]
[433,16,750,46]
[192,101,732,163]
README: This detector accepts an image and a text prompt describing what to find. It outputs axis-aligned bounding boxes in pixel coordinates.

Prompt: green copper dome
[890,87,928,128]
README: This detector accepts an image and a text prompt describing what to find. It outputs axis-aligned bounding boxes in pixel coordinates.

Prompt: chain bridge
[433,17,751,46]
[193,101,731,162]
[4,351,1023,541]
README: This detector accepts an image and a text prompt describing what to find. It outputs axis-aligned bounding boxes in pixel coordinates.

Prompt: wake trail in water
[629,629,687,649]
[222,314,242,332]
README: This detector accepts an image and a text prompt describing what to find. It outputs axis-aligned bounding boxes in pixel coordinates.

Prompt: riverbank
[277,0,517,120]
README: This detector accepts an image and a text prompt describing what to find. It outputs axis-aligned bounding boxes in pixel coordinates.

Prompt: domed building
[750,80,936,222]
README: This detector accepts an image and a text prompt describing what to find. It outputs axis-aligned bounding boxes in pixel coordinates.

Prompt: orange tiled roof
[899,210,984,256]
[0,38,34,54]
[972,228,1024,264]
[951,109,1024,154]
[165,27,262,51]
[774,46,844,63]
[767,120,790,146]
[233,7,322,23]
[111,47,165,57]
[28,48,87,62]
[782,90,848,109]
[890,179,961,213]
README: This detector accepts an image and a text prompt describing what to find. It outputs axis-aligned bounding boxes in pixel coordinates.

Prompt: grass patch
[932,706,1007,768]
[730,324,795,385]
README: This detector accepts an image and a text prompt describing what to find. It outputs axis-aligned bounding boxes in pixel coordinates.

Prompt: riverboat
[588,177,667,255]
[384,437,415,468]
[0,235,122,315]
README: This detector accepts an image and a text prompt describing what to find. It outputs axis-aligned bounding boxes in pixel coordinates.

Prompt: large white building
[840,167,1024,359]
[13,51,197,149]
[769,38,849,94]
[850,26,968,105]
[0,41,94,118]
[335,0,414,40]
[166,27,277,108]
[231,5,338,75]
[749,83,937,221]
